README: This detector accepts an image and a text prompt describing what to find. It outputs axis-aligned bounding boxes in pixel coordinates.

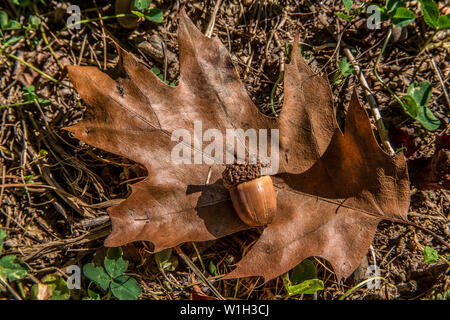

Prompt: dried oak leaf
[65,10,410,281]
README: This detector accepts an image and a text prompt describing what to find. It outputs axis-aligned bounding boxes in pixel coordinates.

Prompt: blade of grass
[4,52,59,84]
[338,277,385,300]
[191,242,206,273]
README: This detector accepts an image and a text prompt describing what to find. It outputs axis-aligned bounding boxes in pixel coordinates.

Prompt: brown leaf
[191,285,219,300]
[408,135,450,190]
[65,10,409,281]
[224,93,410,280]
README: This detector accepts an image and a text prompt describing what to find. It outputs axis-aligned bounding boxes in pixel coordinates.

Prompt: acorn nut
[222,163,277,227]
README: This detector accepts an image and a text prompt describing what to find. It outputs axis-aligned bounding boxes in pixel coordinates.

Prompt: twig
[316,12,395,155]
[174,246,225,300]
[161,40,168,81]
[0,276,22,300]
[427,50,450,109]
[205,0,223,38]
[75,216,110,229]
[77,34,88,66]
[0,166,5,209]
[94,0,108,70]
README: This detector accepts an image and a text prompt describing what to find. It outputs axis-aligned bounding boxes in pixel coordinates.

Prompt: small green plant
[132,0,163,23]
[154,248,178,271]
[422,246,450,266]
[422,246,440,264]
[22,85,50,105]
[150,67,176,86]
[1,86,51,110]
[335,0,365,22]
[208,261,217,276]
[30,274,71,300]
[12,0,31,7]
[82,247,141,300]
[403,81,440,131]
[27,15,42,31]
[367,1,442,131]
[83,287,101,300]
[368,0,416,27]
[282,259,324,298]
[0,8,42,44]
[343,0,353,13]
[0,230,30,297]
[0,11,21,31]
[418,0,450,30]
[333,57,355,84]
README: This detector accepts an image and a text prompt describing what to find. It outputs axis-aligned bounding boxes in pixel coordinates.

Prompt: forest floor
[0,0,449,300]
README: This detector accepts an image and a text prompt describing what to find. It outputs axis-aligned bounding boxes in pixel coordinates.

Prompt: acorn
[222,163,277,227]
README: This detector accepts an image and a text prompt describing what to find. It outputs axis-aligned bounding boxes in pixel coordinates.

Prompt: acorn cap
[222,162,267,189]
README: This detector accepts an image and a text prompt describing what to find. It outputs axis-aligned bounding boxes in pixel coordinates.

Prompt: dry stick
[93,0,108,70]
[0,183,56,190]
[398,218,450,250]
[348,45,395,155]
[20,120,32,205]
[77,34,88,66]
[205,0,223,38]
[428,49,450,110]
[75,216,110,229]
[174,246,225,300]
[161,40,168,81]
[0,276,22,300]
[23,227,111,262]
[25,116,84,219]
[0,165,5,208]
[264,10,287,67]
[316,13,395,155]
